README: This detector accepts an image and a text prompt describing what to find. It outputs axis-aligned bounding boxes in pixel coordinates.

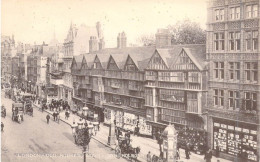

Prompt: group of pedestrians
[43,99,71,124]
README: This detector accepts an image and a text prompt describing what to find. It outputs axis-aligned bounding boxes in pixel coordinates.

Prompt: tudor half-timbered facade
[207,0,260,161]
[144,45,208,138]
[102,53,153,135]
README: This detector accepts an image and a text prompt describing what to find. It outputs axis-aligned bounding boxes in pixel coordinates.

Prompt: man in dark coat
[185,143,190,159]
[204,149,212,162]
[46,114,50,124]
[1,122,4,132]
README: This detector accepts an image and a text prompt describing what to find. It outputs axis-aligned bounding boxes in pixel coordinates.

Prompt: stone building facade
[206,0,260,161]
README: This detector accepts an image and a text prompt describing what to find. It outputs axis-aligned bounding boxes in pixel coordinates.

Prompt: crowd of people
[40,99,71,123]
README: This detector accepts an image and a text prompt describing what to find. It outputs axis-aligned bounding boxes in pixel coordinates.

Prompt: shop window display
[213,121,257,161]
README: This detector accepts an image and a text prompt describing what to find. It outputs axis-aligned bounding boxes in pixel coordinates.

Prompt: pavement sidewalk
[33,103,231,162]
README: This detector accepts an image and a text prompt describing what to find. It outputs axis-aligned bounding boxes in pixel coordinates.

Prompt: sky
[1,0,207,48]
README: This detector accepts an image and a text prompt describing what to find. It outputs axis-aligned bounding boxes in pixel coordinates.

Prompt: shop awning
[103,103,146,116]
[72,96,83,101]
[146,121,167,129]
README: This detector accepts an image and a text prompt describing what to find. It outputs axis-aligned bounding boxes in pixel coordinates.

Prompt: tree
[137,34,155,46]
[137,19,206,46]
[167,19,206,45]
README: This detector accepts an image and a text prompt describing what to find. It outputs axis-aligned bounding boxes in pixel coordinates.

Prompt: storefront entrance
[104,108,152,136]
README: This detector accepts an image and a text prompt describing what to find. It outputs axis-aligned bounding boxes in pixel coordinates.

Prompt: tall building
[63,22,104,57]
[1,35,16,83]
[155,29,172,48]
[206,0,259,161]
[117,32,127,48]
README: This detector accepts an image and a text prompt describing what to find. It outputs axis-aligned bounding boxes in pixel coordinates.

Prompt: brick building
[206,0,260,161]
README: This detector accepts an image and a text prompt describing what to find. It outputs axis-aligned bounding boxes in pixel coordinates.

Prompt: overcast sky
[1,0,207,48]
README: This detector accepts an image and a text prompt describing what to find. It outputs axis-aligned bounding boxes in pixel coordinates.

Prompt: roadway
[1,91,126,162]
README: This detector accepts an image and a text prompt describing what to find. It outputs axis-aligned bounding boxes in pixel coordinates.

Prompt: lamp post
[72,120,91,162]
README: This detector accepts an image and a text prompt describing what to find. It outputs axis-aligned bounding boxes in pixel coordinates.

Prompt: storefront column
[257,125,260,162]
[257,88,260,162]
[152,87,158,122]
[207,116,213,150]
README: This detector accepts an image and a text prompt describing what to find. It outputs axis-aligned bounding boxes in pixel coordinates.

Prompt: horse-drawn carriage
[12,103,24,123]
[4,88,12,99]
[115,136,141,161]
[1,106,6,118]
[22,94,33,102]
[24,101,33,116]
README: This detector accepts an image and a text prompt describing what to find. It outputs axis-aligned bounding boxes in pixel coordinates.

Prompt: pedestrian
[57,113,60,123]
[46,114,50,124]
[185,143,190,159]
[65,111,69,120]
[204,149,212,162]
[1,122,4,132]
[53,112,56,121]
[176,145,180,160]
[147,151,152,162]
[215,143,220,159]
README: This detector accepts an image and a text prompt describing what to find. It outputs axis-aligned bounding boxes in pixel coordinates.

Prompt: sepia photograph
[1,0,259,162]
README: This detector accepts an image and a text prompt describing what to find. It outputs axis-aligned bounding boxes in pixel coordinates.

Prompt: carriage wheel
[115,147,121,159]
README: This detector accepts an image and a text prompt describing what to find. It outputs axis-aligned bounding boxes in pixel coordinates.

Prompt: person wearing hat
[1,122,4,132]
[147,151,151,162]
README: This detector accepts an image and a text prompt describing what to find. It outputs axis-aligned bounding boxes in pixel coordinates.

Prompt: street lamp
[77,118,84,129]
[72,120,92,162]
[82,107,89,117]
[88,122,94,136]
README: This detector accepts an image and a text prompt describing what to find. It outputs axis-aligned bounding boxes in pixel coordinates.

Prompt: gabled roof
[110,54,128,69]
[182,45,207,70]
[74,55,84,69]
[128,52,154,71]
[96,54,110,69]
[87,46,156,70]
[155,44,206,70]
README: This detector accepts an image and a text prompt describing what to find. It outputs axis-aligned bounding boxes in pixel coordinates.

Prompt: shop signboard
[139,116,152,136]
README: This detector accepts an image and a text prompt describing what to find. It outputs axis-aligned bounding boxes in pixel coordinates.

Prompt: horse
[128,146,141,162]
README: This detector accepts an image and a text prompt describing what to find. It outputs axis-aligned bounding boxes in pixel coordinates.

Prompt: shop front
[212,118,258,162]
[104,106,152,136]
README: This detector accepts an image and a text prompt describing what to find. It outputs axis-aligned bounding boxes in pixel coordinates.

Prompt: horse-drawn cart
[115,136,140,161]
[12,103,24,123]
[24,102,33,116]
